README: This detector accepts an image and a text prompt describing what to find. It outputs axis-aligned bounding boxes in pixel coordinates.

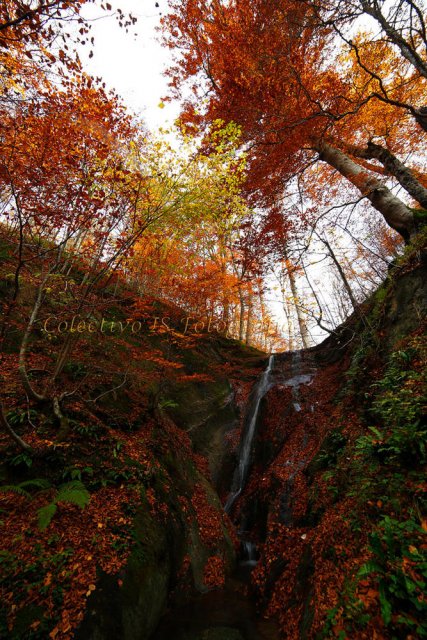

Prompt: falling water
[240,540,258,567]
[225,354,274,513]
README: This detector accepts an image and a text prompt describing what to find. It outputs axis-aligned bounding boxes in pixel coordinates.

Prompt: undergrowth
[323,333,427,639]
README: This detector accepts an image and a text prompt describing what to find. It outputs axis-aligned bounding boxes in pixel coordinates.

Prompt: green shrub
[356,349,426,465]
[358,515,427,636]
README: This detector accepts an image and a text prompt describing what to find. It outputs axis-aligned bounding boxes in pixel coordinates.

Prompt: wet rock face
[228,348,344,638]
[224,356,274,514]
[75,462,237,640]
[278,476,295,526]
[233,261,427,639]
[75,357,262,640]
[75,509,172,640]
[151,588,279,640]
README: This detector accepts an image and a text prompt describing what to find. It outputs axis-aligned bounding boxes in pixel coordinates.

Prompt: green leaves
[0,478,51,500]
[55,481,90,509]
[355,345,427,465]
[357,560,382,578]
[0,479,90,530]
[359,515,427,631]
[0,485,32,499]
[378,582,392,626]
[37,504,58,531]
[37,481,90,530]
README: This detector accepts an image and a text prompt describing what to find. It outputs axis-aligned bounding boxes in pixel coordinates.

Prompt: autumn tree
[2,71,230,449]
[125,123,253,331]
[162,0,426,241]
[310,0,427,82]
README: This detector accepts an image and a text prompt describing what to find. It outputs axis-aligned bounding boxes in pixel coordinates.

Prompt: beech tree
[162,0,427,240]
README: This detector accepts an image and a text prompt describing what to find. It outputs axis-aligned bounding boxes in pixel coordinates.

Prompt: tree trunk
[258,288,268,352]
[284,254,310,349]
[360,0,427,79]
[53,396,70,441]
[245,294,253,345]
[0,401,32,450]
[19,280,48,403]
[415,107,427,133]
[316,141,415,240]
[349,141,427,209]
[238,290,245,341]
[319,236,358,309]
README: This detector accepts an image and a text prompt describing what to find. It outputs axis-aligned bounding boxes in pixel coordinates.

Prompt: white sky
[79,0,179,130]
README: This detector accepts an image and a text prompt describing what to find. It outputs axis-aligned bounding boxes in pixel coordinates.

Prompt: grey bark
[316,141,415,240]
[245,294,253,345]
[0,401,32,451]
[18,279,48,403]
[360,0,427,79]
[351,141,427,209]
[238,290,245,341]
[319,236,358,309]
[283,251,310,349]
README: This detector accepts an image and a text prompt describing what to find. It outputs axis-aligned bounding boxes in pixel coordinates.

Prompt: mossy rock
[384,267,427,349]
[75,504,177,640]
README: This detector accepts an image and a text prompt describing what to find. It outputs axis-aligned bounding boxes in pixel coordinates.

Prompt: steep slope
[1,232,426,640]
[234,237,427,639]
[0,244,267,640]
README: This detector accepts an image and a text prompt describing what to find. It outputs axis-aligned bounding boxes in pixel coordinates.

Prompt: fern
[357,560,383,578]
[55,482,90,509]
[0,478,51,500]
[37,481,90,530]
[1,478,90,530]
[19,479,51,491]
[37,503,57,531]
[56,480,87,492]
[0,485,32,499]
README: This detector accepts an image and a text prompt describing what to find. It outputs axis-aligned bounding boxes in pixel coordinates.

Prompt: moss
[411,207,427,222]
[305,430,347,483]
[75,505,173,640]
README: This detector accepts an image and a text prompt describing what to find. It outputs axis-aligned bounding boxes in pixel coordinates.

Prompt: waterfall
[225,354,274,513]
[241,540,258,566]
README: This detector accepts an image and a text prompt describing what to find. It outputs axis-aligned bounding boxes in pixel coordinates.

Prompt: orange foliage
[203,555,226,589]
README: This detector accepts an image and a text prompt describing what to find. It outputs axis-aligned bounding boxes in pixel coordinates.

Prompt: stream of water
[152,356,279,640]
[224,355,274,513]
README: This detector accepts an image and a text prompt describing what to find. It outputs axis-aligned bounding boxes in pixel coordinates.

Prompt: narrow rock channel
[152,356,284,640]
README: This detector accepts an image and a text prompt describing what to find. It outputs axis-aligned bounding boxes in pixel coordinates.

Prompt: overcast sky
[80,0,179,130]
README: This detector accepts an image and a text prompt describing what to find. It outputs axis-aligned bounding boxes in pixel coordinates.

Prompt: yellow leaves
[86,584,96,597]
[126,120,248,241]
